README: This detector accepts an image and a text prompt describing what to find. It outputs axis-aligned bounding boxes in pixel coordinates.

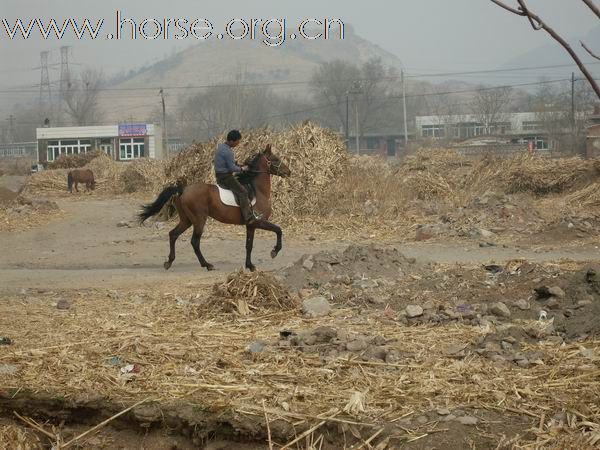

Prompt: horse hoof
[271,250,279,259]
[164,261,172,270]
[246,264,257,272]
[205,264,215,271]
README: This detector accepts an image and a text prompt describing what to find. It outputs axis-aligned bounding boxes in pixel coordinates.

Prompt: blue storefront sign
[119,123,147,137]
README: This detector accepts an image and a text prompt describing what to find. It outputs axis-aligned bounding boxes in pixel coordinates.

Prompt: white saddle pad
[217,185,257,208]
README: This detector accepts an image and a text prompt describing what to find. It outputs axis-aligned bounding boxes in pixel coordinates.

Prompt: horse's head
[261,144,291,178]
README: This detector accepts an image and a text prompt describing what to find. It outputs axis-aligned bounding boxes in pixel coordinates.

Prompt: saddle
[216,182,257,208]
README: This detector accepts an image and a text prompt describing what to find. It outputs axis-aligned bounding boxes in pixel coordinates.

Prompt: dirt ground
[1,179,600,449]
[1,196,598,294]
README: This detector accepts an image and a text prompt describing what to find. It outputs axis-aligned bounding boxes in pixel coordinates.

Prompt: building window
[46,139,91,161]
[366,137,379,149]
[422,125,445,138]
[119,138,145,160]
[522,121,543,131]
[490,122,512,134]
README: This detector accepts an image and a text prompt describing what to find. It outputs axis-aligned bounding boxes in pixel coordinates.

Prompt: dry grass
[0,423,41,450]
[1,276,599,448]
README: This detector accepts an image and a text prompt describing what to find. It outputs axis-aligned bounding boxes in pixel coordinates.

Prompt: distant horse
[138,145,291,272]
[67,169,96,193]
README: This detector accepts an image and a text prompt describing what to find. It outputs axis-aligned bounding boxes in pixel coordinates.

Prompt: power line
[0,61,598,95]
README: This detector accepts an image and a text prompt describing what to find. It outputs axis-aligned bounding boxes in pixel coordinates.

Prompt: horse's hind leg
[164,218,191,270]
[190,216,214,271]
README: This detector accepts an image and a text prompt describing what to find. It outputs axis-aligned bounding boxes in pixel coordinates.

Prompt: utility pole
[38,51,52,108]
[6,115,15,143]
[571,72,577,155]
[59,46,71,100]
[345,94,349,146]
[350,81,362,155]
[402,70,409,148]
[159,88,169,157]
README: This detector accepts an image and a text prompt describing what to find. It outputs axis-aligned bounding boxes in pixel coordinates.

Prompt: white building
[36,123,164,164]
[416,112,547,138]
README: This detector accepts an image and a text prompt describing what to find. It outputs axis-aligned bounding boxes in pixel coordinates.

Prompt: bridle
[266,157,283,175]
[246,153,284,175]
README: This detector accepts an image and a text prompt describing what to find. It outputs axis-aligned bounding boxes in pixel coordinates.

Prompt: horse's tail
[67,172,73,192]
[138,184,184,224]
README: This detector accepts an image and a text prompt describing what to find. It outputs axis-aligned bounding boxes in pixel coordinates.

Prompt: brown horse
[138,145,291,271]
[67,169,96,193]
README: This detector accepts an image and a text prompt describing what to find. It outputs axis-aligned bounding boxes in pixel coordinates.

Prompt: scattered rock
[490,302,511,318]
[405,305,424,318]
[478,229,494,238]
[117,221,130,228]
[0,337,12,345]
[346,339,368,352]
[56,299,71,310]
[515,299,530,310]
[246,341,268,354]
[302,256,314,271]
[546,298,561,310]
[302,297,331,318]
[548,286,566,298]
[456,416,479,426]
[437,408,451,416]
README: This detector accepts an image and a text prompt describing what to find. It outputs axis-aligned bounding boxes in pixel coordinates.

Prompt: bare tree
[490,0,600,99]
[531,78,595,155]
[471,86,513,134]
[63,69,105,126]
[310,60,361,133]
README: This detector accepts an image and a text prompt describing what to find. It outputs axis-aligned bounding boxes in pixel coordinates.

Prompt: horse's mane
[235,152,262,185]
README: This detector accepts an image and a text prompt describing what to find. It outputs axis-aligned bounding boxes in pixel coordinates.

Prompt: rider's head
[226,130,242,148]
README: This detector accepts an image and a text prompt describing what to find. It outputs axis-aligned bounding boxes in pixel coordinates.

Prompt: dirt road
[1,197,598,294]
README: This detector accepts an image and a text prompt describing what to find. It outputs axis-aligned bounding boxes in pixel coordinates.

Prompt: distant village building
[347,130,414,157]
[415,112,553,154]
[586,106,600,159]
[0,142,37,159]
[35,123,164,164]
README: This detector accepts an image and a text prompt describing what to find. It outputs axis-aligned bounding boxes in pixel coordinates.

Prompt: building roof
[36,124,157,140]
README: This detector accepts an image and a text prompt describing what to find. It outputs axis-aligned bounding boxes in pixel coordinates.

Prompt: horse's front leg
[253,220,282,259]
[245,226,256,271]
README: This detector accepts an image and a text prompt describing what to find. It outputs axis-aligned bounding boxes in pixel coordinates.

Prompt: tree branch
[581,41,600,60]
[581,0,600,20]
[489,0,524,15]
[491,0,600,100]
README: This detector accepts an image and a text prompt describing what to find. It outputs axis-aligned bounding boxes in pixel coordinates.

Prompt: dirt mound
[263,326,402,363]
[48,151,103,169]
[205,270,298,315]
[0,186,18,204]
[549,265,600,339]
[166,122,348,220]
[469,326,548,368]
[282,244,417,291]
[0,195,61,232]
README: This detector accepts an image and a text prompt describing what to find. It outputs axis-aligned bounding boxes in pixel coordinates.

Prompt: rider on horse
[214,130,261,225]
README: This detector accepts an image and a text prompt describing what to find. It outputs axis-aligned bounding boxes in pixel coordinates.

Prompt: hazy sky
[0,0,597,92]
